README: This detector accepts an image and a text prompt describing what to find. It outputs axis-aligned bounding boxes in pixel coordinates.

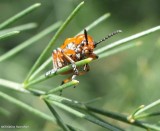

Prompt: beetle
[46,29,122,85]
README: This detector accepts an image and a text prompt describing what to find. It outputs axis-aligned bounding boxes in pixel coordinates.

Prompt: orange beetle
[46,29,121,84]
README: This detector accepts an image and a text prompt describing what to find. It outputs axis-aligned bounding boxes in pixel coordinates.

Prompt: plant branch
[135,112,160,119]
[134,99,160,116]
[98,41,141,59]
[24,58,92,88]
[47,80,79,94]
[44,94,160,131]
[45,99,123,131]
[29,57,52,81]
[0,78,29,93]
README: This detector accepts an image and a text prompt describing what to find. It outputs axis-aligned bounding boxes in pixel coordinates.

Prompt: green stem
[0,21,61,62]
[0,31,20,40]
[24,2,84,83]
[45,94,160,131]
[0,78,29,93]
[134,99,160,116]
[44,100,71,131]
[95,25,160,55]
[0,3,41,29]
[78,13,110,34]
[25,42,138,88]
[29,57,52,81]
[87,106,160,131]
[98,41,141,59]
[47,80,79,94]
[135,112,160,119]
[45,99,123,131]
[24,58,92,88]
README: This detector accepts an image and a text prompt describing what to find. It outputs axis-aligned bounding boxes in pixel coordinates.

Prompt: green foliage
[0,1,160,131]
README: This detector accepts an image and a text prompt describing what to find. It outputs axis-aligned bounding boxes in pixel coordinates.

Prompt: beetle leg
[61,51,79,80]
[45,50,59,77]
[78,64,90,76]
[59,76,73,95]
[84,64,90,72]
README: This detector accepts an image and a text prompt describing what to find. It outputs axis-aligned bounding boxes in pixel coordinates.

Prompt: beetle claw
[45,69,57,77]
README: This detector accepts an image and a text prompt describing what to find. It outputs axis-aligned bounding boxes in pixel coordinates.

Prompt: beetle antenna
[94,30,122,46]
[84,29,88,45]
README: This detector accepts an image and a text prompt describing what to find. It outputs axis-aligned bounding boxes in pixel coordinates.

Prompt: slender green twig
[134,99,160,116]
[47,80,79,94]
[87,106,160,131]
[45,99,123,131]
[0,31,20,40]
[29,57,52,81]
[24,2,84,83]
[0,78,29,93]
[78,13,110,34]
[95,25,160,55]
[127,105,145,122]
[98,41,141,59]
[44,94,160,131]
[0,21,61,62]
[25,42,138,87]
[0,23,37,35]
[0,3,41,29]
[44,100,71,131]
[24,58,92,88]
[135,112,160,119]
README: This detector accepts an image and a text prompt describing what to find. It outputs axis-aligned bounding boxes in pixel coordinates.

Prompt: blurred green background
[0,0,160,131]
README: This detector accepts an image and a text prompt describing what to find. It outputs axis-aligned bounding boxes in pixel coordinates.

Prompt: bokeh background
[0,0,160,131]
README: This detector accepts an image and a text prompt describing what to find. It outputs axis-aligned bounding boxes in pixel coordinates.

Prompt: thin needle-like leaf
[78,13,110,34]
[24,58,92,88]
[45,101,71,131]
[134,99,160,116]
[0,3,41,29]
[0,23,37,35]
[45,100,123,131]
[0,78,29,93]
[0,31,20,40]
[25,42,139,87]
[47,80,79,94]
[0,21,61,62]
[29,57,52,81]
[95,25,160,55]
[45,94,160,131]
[98,41,141,59]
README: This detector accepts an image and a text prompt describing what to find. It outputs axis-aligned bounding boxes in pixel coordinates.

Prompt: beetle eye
[81,42,84,46]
